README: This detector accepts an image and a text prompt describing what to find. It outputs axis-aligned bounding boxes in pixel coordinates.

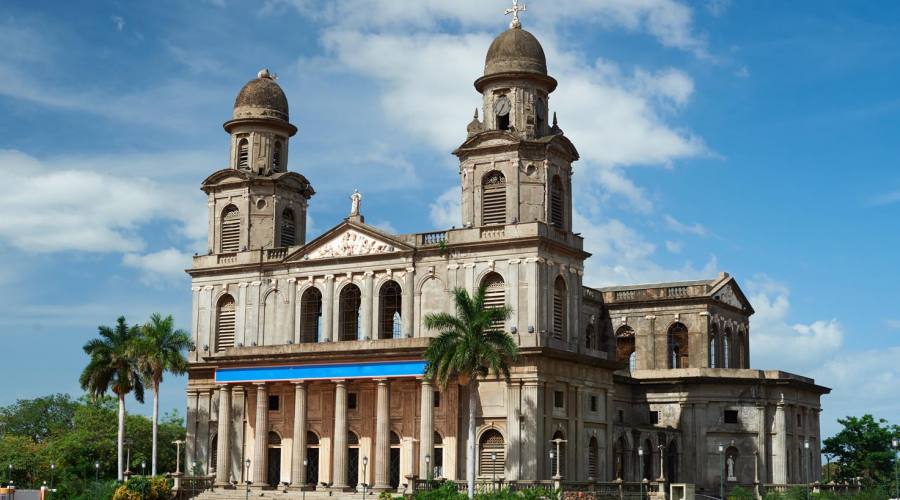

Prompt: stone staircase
[192,488,389,500]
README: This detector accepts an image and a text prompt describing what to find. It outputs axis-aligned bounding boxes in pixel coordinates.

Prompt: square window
[434,392,441,408]
[797,414,802,427]
[650,411,659,424]
[268,395,280,411]
[554,390,565,409]
[590,395,598,412]
[348,393,358,410]
[618,409,625,423]
[724,410,739,424]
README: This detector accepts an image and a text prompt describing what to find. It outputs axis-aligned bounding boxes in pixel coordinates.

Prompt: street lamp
[302,459,308,500]
[425,454,431,481]
[718,443,725,500]
[638,447,645,500]
[491,452,497,490]
[804,441,810,500]
[245,459,252,500]
[7,464,11,485]
[50,463,55,490]
[95,461,100,482]
[892,437,899,500]
[142,461,146,477]
[362,456,368,498]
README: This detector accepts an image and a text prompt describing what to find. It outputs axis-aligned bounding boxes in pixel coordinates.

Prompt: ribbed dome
[484,27,547,77]
[232,69,289,121]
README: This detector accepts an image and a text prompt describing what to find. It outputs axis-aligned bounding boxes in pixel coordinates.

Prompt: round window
[256,198,267,210]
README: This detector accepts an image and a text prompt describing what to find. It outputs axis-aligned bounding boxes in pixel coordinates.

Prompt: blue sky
[0,0,898,439]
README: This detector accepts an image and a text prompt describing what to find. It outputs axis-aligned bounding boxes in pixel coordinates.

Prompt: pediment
[710,278,754,313]
[287,222,412,262]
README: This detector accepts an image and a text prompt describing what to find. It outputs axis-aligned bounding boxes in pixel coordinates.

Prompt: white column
[363,271,374,340]
[291,382,307,488]
[252,384,268,485]
[322,275,335,341]
[402,268,415,338]
[506,381,521,480]
[774,400,787,484]
[332,380,349,489]
[521,380,541,479]
[185,390,199,472]
[419,379,434,479]
[508,260,520,333]
[216,386,232,485]
[374,379,392,490]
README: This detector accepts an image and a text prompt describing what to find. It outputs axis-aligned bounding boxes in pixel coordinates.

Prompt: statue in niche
[350,189,362,216]
[726,455,736,481]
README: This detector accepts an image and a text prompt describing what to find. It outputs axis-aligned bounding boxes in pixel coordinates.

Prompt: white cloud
[665,240,683,253]
[664,214,708,236]
[122,248,192,287]
[371,220,398,234]
[0,149,206,253]
[111,16,125,32]
[734,66,750,78]
[885,319,900,330]
[429,187,461,229]
[870,189,900,206]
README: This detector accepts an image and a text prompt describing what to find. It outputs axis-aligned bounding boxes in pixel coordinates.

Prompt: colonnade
[210,378,436,491]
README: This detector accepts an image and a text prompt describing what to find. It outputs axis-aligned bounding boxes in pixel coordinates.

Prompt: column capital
[254,382,268,388]
[333,379,347,385]
[293,381,306,388]
[373,378,389,384]
[364,270,375,277]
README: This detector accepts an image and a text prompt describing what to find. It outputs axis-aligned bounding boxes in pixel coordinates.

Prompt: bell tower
[202,69,314,254]
[454,14,578,234]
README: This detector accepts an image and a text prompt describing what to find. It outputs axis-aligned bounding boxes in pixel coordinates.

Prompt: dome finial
[474,107,479,119]
[257,68,272,79]
[504,0,526,29]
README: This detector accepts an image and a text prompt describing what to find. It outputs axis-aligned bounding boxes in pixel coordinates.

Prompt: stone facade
[183,22,828,496]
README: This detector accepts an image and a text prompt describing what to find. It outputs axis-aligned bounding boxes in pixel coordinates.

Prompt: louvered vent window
[588,437,599,478]
[550,175,564,227]
[553,277,566,340]
[273,142,282,170]
[281,208,296,247]
[237,139,249,169]
[221,206,240,253]
[481,171,506,226]
[479,430,505,477]
[482,273,505,330]
[216,296,235,352]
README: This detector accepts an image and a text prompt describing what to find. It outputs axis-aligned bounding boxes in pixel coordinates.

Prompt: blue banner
[215,359,427,383]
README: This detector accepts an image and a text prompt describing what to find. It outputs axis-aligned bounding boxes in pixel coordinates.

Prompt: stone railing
[763,482,862,495]
[172,475,214,499]
[480,226,506,239]
[421,231,447,246]
[217,252,237,264]
[665,286,689,297]
[266,247,287,261]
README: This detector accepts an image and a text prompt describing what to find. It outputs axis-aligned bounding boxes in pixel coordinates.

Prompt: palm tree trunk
[467,379,478,499]
[118,393,126,481]
[152,380,159,476]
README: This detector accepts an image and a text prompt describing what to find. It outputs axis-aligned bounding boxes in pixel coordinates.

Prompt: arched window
[478,430,505,477]
[221,205,241,253]
[495,95,510,131]
[723,328,732,368]
[667,322,689,368]
[599,326,611,353]
[585,324,596,350]
[272,141,282,170]
[268,431,282,446]
[550,175,564,227]
[481,171,507,226]
[614,436,627,480]
[237,138,249,169]
[281,208,296,247]
[535,97,545,133]
[339,284,362,341]
[588,437,600,479]
[709,323,719,368]
[550,431,566,478]
[482,272,505,330]
[306,431,320,486]
[210,434,218,472]
[553,276,567,341]
[215,295,236,352]
[378,281,402,339]
[433,431,444,478]
[300,288,322,343]
[736,329,746,368]
[616,325,636,370]
[642,440,653,480]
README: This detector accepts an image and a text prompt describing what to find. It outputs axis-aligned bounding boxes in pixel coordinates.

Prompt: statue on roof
[350,189,362,216]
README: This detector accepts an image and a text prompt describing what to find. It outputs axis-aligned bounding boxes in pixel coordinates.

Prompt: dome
[232,69,289,121]
[483,27,548,77]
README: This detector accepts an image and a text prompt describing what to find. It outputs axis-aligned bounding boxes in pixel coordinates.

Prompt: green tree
[0,393,77,443]
[822,414,899,485]
[80,317,146,481]
[134,313,190,476]
[423,286,518,499]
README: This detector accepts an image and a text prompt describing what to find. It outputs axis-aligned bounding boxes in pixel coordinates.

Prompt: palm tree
[80,316,145,481]
[423,286,518,498]
[134,313,191,476]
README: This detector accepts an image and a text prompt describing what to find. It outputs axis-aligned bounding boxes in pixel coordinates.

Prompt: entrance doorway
[348,431,359,489]
[389,431,401,488]
[306,431,320,487]
[267,431,282,487]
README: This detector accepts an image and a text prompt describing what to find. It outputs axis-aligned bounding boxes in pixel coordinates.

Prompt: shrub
[728,486,754,500]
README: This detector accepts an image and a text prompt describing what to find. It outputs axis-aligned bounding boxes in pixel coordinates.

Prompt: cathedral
[183,11,828,498]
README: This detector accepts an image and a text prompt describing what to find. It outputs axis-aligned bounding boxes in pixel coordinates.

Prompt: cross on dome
[505,0,527,29]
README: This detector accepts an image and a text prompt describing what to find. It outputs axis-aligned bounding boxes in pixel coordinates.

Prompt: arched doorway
[433,432,444,479]
[389,431,401,488]
[347,431,360,489]
[642,440,653,481]
[614,436,627,480]
[588,437,600,480]
[267,431,282,487]
[306,431,319,487]
[478,429,505,479]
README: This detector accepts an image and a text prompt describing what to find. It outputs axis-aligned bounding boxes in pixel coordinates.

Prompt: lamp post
[7,463,11,485]
[362,456,368,498]
[50,463,55,491]
[142,461,147,477]
[892,437,899,500]
[95,461,100,482]
[425,454,431,481]
[804,441,810,500]
[302,459,308,500]
[638,447,644,500]
[491,452,497,490]
[718,443,725,500]
[245,459,251,500]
